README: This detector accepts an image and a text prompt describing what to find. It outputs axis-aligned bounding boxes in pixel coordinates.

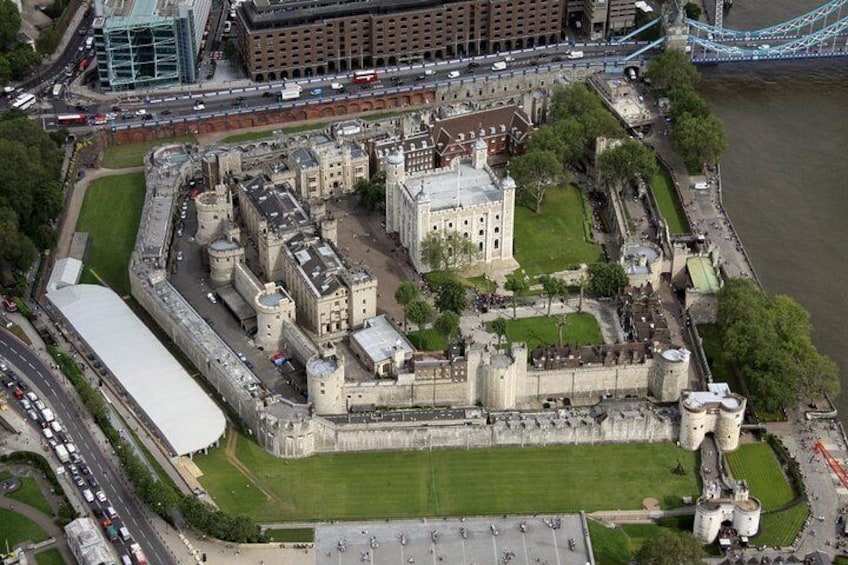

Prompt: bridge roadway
[0,330,175,565]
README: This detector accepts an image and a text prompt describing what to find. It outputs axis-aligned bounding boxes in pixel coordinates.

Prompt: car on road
[330,82,344,91]
[134,108,147,116]
[74,476,85,487]
[193,101,205,111]
[415,74,427,81]
[96,490,107,503]
[466,61,480,70]
[310,87,323,96]
[13,388,23,400]
[82,489,94,503]
[447,70,460,78]
[87,476,98,488]
[236,96,245,102]
[262,91,273,97]
[161,109,172,116]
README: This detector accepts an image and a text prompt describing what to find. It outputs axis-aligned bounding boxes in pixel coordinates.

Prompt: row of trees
[49,346,265,542]
[644,49,728,171]
[510,83,625,214]
[717,278,839,414]
[0,110,65,283]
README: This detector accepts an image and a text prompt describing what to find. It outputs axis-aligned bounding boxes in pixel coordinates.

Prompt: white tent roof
[46,258,83,292]
[48,284,225,456]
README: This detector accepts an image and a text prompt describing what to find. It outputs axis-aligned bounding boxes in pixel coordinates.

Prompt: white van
[42,428,54,440]
[491,61,507,71]
[106,506,118,519]
[50,421,62,433]
[84,36,93,50]
[692,181,709,191]
[82,489,94,503]
[119,526,132,542]
[447,70,460,79]
[120,555,132,565]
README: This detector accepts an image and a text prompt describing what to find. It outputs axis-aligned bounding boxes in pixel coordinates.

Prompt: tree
[504,273,529,318]
[491,317,508,348]
[684,1,702,20]
[353,170,386,211]
[598,139,658,191]
[434,311,460,344]
[0,0,21,46]
[394,281,419,331]
[510,148,567,214]
[576,273,588,313]
[539,274,566,316]
[634,528,705,565]
[556,313,569,347]
[644,49,701,96]
[405,300,433,333]
[420,230,479,272]
[435,279,467,315]
[669,88,711,122]
[718,278,839,414]
[587,262,628,298]
[672,113,728,171]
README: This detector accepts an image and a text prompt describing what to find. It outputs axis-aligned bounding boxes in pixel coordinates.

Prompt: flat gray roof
[404,163,501,212]
[350,315,414,365]
[48,284,226,456]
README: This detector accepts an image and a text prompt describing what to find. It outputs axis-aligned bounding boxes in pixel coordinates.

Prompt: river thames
[697,1,848,416]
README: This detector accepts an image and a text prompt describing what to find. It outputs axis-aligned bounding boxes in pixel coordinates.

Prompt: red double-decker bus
[352,69,378,84]
[56,113,88,126]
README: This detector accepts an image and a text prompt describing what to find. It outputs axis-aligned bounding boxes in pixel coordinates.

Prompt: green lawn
[756,503,808,547]
[8,476,53,516]
[34,548,65,565]
[406,328,448,351]
[697,324,744,395]
[264,528,315,542]
[650,161,690,235]
[589,517,699,565]
[513,185,603,276]
[725,443,795,510]
[0,507,48,548]
[102,136,197,169]
[488,313,603,349]
[195,432,700,522]
[75,172,146,295]
[220,123,329,144]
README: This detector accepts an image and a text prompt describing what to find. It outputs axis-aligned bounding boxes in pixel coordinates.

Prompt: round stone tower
[716,394,746,451]
[254,283,288,351]
[195,185,233,245]
[693,498,723,543]
[678,390,708,451]
[480,345,521,410]
[650,347,690,402]
[207,238,244,284]
[384,149,405,233]
[306,346,345,415]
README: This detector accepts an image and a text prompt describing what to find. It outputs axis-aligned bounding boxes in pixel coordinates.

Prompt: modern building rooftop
[687,256,721,294]
[242,0,452,28]
[99,0,201,21]
[241,176,310,233]
[286,232,371,297]
[403,162,502,212]
[350,315,414,366]
[48,284,226,456]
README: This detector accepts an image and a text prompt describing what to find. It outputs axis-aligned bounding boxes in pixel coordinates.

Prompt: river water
[696,1,848,415]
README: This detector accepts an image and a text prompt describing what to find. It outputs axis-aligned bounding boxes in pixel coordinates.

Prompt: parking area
[314,514,593,565]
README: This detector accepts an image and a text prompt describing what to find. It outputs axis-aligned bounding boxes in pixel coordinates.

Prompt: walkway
[0,479,76,564]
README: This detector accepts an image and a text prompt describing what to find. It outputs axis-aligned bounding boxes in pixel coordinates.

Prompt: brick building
[235,0,566,81]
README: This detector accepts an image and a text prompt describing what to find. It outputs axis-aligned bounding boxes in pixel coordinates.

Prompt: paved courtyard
[313,514,593,565]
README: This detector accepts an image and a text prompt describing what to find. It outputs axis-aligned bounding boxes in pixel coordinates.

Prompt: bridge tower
[664,4,691,52]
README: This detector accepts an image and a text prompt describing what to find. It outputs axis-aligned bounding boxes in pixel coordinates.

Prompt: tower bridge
[615,0,848,65]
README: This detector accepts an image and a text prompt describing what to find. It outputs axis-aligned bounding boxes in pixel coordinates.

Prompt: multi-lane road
[0,330,174,564]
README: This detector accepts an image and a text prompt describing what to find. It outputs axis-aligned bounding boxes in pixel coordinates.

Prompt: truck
[567,50,584,59]
[51,83,65,98]
[40,408,55,423]
[277,83,302,101]
[130,542,148,565]
[54,444,69,464]
[491,61,507,71]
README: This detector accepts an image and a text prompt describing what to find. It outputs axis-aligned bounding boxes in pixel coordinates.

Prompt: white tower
[207,238,244,284]
[195,184,233,245]
[254,283,293,351]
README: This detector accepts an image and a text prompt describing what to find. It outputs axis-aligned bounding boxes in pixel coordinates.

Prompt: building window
[494,239,500,249]
[478,229,484,236]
